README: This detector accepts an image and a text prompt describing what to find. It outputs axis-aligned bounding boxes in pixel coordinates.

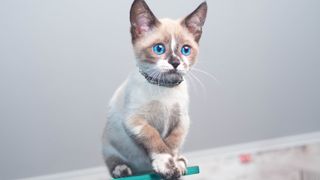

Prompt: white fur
[102,69,190,172]
[175,155,188,174]
[176,159,186,170]
[112,165,132,177]
[171,35,178,57]
[125,70,189,115]
[151,153,174,174]
[156,60,174,71]
[131,125,144,136]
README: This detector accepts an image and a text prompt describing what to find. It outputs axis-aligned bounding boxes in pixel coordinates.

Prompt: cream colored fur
[102,68,190,173]
[102,0,207,178]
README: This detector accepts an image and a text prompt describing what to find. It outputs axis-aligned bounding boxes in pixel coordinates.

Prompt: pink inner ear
[136,15,151,34]
[138,25,149,33]
[187,23,201,34]
[136,25,149,36]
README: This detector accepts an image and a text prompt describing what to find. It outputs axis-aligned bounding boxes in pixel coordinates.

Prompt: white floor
[22,132,320,180]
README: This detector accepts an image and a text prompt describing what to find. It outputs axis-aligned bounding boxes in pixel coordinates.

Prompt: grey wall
[0,0,319,179]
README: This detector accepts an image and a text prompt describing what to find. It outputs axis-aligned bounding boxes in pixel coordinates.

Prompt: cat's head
[130,0,207,87]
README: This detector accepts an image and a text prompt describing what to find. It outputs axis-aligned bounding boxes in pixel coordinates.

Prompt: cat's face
[130,0,207,87]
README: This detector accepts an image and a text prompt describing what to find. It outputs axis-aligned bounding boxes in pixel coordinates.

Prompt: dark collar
[139,70,183,88]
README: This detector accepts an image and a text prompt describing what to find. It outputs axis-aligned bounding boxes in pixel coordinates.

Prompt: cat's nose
[168,57,180,69]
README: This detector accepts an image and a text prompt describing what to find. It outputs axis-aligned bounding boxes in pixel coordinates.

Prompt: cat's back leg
[103,145,133,178]
[106,156,133,178]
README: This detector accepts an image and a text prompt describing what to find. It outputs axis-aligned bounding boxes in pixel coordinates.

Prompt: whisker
[189,71,207,98]
[185,74,198,97]
[191,67,220,84]
[146,68,161,95]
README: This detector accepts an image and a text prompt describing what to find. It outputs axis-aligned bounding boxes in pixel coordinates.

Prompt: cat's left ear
[130,0,160,42]
[182,2,208,43]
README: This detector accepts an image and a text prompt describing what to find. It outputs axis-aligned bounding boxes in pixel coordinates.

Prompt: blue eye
[181,45,191,56]
[152,43,166,55]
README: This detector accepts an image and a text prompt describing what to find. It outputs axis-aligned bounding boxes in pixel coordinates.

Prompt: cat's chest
[127,83,189,110]
[138,100,182,137]
[125,78,189,136]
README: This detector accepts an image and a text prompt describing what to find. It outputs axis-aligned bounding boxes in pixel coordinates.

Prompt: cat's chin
[139,70,184,88]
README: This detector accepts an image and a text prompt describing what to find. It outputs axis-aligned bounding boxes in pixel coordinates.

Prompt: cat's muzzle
[139,70,183,88]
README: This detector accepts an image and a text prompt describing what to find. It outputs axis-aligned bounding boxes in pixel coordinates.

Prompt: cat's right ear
[130,0,159,42]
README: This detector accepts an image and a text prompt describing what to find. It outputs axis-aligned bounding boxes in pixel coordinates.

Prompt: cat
[102,0,207,179]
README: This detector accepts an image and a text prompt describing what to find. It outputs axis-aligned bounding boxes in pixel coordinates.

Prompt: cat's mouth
[139,70,184,87]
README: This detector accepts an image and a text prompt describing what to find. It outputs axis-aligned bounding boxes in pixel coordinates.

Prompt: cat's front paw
[175,155,188,175]
[151,153,181,179]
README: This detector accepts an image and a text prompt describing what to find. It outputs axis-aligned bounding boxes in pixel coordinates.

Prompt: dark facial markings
[142,48,158,63]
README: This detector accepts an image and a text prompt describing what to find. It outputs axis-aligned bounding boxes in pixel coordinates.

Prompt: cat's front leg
[164,118,189,176]
[125,115,181,179]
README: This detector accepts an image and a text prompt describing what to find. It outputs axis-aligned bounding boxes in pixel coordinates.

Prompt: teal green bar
[113,166,200,180]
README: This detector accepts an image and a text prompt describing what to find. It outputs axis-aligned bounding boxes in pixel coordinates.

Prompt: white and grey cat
[102,0,207,179]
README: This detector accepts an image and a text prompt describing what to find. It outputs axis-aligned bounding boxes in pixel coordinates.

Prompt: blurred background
[0,0,319,179]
